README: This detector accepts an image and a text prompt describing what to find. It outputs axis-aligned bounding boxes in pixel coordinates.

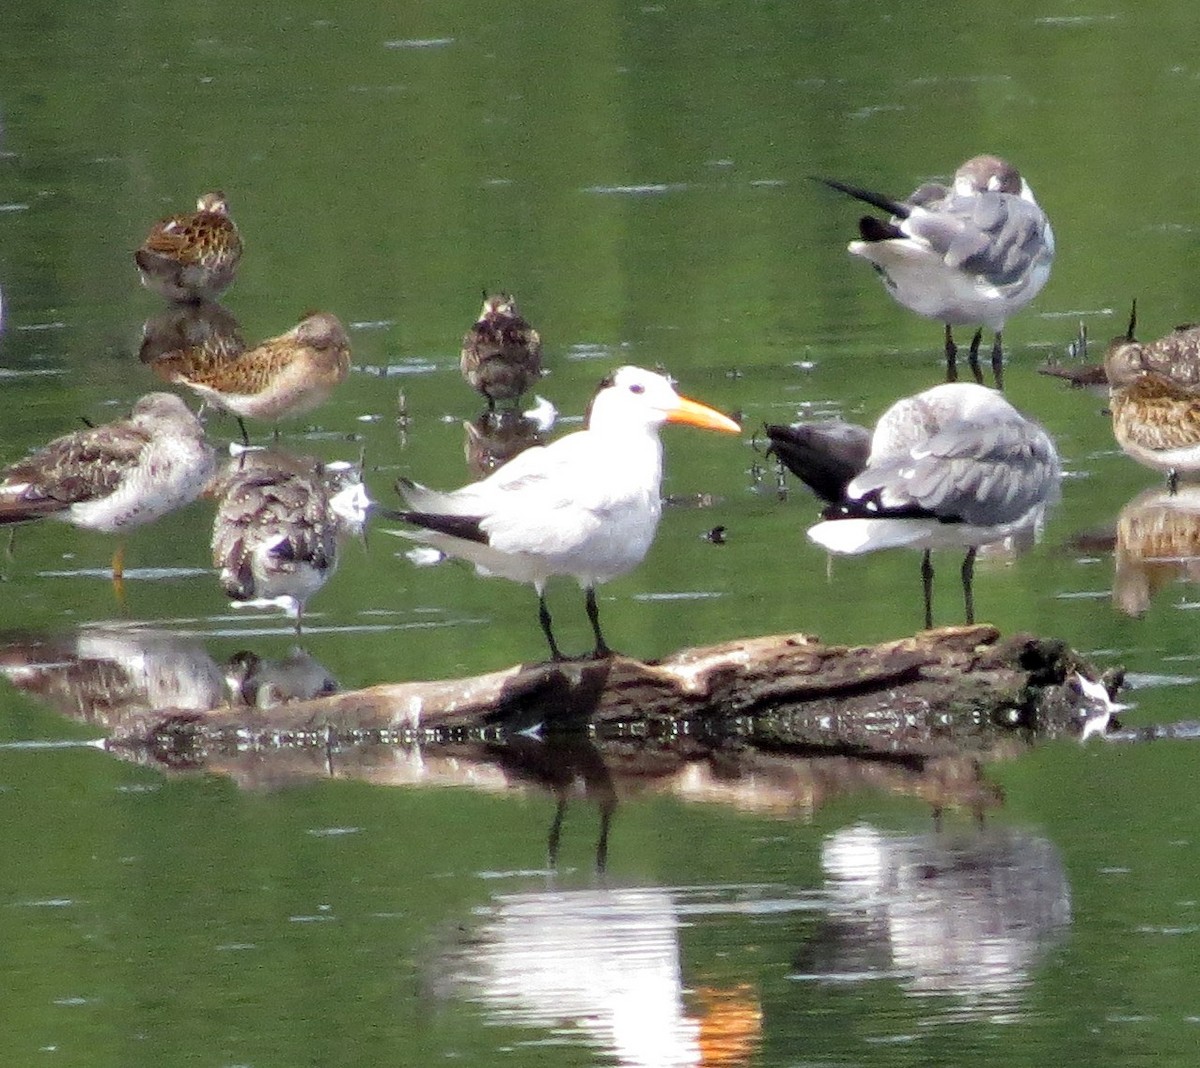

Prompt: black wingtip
[810,175,910,220]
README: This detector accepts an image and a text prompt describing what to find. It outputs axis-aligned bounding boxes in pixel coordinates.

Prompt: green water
[3,1,1200,1064]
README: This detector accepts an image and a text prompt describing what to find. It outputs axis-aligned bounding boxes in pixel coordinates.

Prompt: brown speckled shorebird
[461,293,542,409]
[1105,301,1200,493]
[145,311,351,443]
[135,191,243,303]
[210,449,352,631]
[0,393,216,579]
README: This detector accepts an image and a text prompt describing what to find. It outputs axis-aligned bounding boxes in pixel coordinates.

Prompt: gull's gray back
[851,384,1061,527]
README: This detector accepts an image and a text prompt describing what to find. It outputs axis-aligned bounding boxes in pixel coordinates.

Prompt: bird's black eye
[629,383,645,395]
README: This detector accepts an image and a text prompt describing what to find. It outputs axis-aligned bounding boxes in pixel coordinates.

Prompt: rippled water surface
[4,2,1200,1065]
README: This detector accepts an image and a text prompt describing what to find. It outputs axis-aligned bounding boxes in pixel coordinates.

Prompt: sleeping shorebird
[386,366,740,660]
[145,311,351,443]
[1105,301,1200,493]
[210,449,363,631]
[461,294,543,410]
[0,393,216,579]
[768,382,1061,628]
[818,155,1055,387]
[134,191,243,303]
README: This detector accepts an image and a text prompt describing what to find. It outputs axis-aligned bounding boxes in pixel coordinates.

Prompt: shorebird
[210,449,357,631]
[145,310,351,443]
[134,191,243,303]
[0,393,216,579]
[1105,301,1200,492]
[818,154,1055,387]
[387,366,740,660]
[768,382,1061,628]
[461,294,543,409]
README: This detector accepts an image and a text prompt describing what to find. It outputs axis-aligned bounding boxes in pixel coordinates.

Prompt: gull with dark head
[819,155,1054,387]
[388,366,741,660]
[135,191,243,303]
[461,293,543,410]
[768,382,1060,628]
[0,392,216,578]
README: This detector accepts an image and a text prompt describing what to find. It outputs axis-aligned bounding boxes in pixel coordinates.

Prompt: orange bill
[667,396,741,434]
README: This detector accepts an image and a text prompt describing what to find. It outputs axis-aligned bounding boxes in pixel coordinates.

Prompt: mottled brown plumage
[1105,302,1200,486]
[0,393,215,577]
[1114,485,1200,617]
[135,191,243,303]
[146,311,351,432]
[210,449,347,629]
[461,294,542,409]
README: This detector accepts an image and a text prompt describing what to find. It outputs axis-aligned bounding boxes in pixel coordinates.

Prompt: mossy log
[110,625,1113,765]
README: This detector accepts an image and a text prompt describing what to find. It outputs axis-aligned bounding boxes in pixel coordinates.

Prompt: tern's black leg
[585,586,612,659]
[921,550,934,630]
[538,591,566,661]
[967,328,985,385]
[961,546,978,625]
[547,794,567,867]
[944,324,958,382]
[991,331,1004,391]
[1169,468,1180,496]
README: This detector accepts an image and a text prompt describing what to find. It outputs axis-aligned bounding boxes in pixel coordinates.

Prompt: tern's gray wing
[903,193,1050,286]
[849,416,1060,526]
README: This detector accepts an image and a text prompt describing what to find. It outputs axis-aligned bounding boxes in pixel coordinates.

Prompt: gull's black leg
[237,416,250,446]
[538,591,566,661]
[585,586,612,659]
[1169,468,1180,496]
[961,546,978,625]
[921,549,934,630]
[991,331,1004,391]
[967,327,985,385]
[944,324,958,382]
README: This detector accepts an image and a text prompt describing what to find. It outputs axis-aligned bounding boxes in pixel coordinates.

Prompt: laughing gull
[385,367,741,661]
[1105,301,1200,492]
[767,382,1061,628]
[818,155,1055,388]
[461,293,543,410]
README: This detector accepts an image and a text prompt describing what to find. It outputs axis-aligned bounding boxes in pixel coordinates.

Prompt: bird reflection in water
[433,883,762,1067]
[138,299,246,367]
[462,408,547,480]
[0,624,340,731]
[795,823,1071,1022]
[1113,484,1200,617]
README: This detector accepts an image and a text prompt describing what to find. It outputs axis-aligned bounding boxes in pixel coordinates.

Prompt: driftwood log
[108,624,1114,761]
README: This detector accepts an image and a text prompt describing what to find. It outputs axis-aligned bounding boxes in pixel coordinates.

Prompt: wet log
[109,625,1117,764]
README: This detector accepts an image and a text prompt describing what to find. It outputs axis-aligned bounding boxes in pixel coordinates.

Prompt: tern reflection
[1113,484,1200,617]
[436,885,761,1067]
[795,822,1070,1019]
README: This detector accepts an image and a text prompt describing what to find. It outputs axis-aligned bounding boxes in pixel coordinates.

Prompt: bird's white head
[585,366,741,435]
